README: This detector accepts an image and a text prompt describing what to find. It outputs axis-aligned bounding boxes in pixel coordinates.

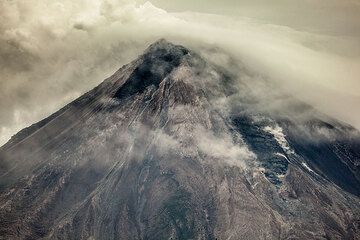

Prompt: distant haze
[1,0,360,145]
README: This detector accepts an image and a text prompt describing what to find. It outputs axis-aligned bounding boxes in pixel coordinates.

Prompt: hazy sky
[146,0,360,36]
[0,0,360,145]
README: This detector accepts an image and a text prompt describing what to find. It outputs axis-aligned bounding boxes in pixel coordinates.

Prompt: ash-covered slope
[0,39,359,240]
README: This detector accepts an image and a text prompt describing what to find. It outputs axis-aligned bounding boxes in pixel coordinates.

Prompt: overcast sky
[146,0,360,36]
[1,0,360,145]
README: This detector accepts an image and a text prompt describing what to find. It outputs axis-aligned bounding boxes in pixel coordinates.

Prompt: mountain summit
[0,40,359,239]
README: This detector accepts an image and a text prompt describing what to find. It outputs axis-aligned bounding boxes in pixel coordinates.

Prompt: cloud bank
[1,0,360,145]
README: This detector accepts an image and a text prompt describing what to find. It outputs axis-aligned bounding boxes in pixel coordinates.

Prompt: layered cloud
[1,0,359,145]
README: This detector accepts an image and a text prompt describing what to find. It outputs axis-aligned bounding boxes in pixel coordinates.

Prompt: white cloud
[263,125,295,155]
[194,126,256,169]
[0,0,359,146]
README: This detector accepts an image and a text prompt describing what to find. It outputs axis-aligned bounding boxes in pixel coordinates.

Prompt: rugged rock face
[0,39,359,240]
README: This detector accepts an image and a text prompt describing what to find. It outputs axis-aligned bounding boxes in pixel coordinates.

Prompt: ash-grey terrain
[0,40,359,240]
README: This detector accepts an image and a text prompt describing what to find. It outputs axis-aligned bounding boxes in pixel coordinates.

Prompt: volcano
[0,40,359,240]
